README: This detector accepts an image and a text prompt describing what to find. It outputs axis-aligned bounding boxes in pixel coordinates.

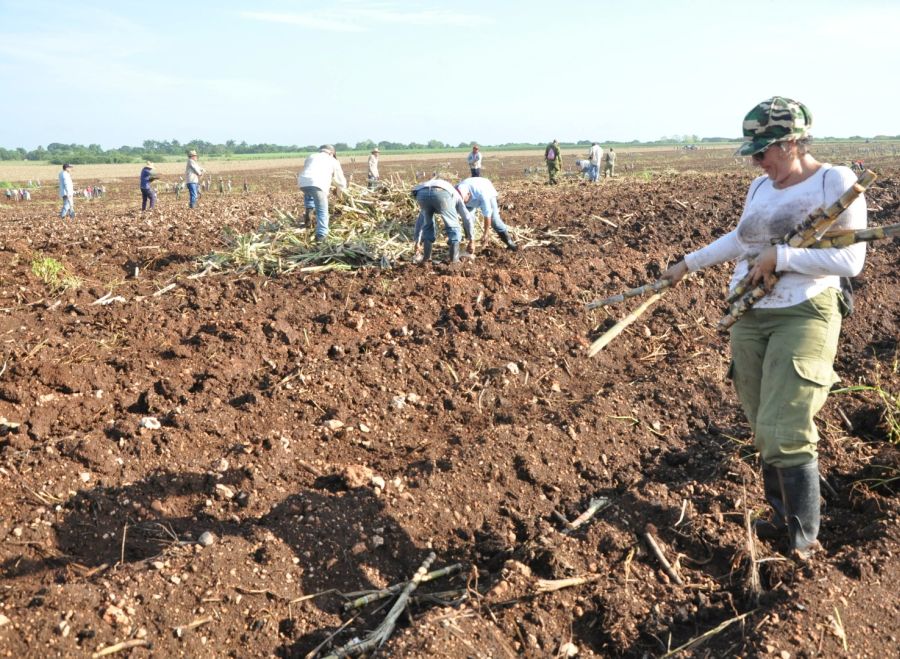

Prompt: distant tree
[355,139,376,151]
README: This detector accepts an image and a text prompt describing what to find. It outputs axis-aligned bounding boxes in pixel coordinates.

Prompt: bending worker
[662,96,867,561]
[298,144,347,242]
[412,178,474,264]
[455,176,518,254]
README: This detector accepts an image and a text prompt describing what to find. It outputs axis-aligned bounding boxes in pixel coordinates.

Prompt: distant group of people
[3,187,32,202]
[292,143,519,262]
[559,141,617,184]
[47,140,622,222]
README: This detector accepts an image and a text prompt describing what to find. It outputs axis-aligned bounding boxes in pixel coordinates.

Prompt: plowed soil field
[1,153,898,658]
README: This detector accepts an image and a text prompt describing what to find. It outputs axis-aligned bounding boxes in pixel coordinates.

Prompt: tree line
[1,135,896,165]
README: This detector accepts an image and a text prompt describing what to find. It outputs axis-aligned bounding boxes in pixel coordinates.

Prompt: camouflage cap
[736,96,812,156]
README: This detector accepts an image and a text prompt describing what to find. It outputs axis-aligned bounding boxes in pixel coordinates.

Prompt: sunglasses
[751,146,770,161]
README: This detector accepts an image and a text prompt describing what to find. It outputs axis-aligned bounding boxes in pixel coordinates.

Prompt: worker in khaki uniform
[603,148,616,177]
[545,139,562,184]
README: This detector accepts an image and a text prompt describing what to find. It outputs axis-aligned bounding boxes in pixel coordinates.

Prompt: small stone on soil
[198,531,216,547]
[215,484,235,500]
[139,416,161,430]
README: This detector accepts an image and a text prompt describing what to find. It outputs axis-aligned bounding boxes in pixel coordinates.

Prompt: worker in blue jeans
[411,178,473,264]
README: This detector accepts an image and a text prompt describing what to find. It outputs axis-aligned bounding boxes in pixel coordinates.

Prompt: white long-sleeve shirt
[298,151,347,191]
[467,151,483,169]
[684,165,866,309]
[58,170,73,197]
[589,144,602,166]
[367,153,379,179]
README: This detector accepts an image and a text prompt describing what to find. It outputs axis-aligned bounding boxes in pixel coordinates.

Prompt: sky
[1,0,899,150]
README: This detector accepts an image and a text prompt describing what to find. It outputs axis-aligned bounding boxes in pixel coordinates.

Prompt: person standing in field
[185,150,205,208]
[367,147,380,190]
[588,142,602,182]
[467,144,483,177]
[545,139,562,184]
[58,163,75,219]
[603,148,616,177]
[297,144,347,242]
[662,97,867,561]
[455,176,518,255]
[139,161,158,211]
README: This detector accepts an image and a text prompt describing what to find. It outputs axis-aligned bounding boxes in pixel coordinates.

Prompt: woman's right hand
[662,260,689,286]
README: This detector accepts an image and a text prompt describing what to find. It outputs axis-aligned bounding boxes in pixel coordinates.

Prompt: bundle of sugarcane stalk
[801,222,900,249]
[198,179,566,276]
[198,181,421,275]
[718,169,877,330]
[585,170,889,355]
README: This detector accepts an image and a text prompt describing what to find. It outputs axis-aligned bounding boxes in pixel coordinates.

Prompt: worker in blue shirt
[455,177,518,254]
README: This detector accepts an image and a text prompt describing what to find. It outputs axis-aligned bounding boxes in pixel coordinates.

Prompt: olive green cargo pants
[547,161,561,184]
[729,288,842,468]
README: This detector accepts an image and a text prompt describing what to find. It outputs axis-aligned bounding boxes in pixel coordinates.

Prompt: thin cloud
[238,11,366,33]
[239,3,484,32]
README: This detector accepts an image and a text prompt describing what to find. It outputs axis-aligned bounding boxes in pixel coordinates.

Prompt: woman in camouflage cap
[661,97,868,560]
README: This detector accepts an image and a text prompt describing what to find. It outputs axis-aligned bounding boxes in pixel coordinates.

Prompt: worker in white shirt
[367,148,380,190]
[58,163,75,219]
[588,142,602,182]
[467,145,483,177]
[297,145,348,241]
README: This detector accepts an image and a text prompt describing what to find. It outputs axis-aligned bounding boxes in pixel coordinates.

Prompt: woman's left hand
[749,246,778,289]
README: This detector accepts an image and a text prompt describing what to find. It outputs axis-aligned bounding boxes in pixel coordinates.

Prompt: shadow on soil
[0,468,465,657]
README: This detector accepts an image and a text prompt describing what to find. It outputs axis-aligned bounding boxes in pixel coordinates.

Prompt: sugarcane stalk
[724,169,877,305]
[806,222,900,249]
[342,563,463,610]
[587,293,662,358]
[324,552,437,658]
[719,169,877,331]
[586,278,671,309]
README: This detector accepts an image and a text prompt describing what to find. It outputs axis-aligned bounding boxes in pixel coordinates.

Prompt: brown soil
[1,154,898,658]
